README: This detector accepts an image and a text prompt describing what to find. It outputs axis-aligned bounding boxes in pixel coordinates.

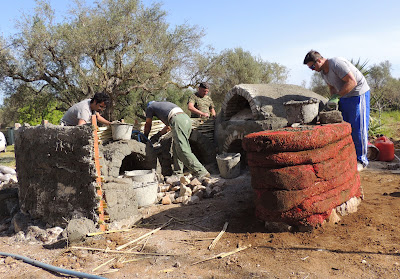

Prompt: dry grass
[0,144,16,168]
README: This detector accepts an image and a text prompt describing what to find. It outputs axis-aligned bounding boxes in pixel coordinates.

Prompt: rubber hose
[0,252,106,279]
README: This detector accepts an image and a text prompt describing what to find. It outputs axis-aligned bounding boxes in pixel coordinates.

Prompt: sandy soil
[1,162,400,279]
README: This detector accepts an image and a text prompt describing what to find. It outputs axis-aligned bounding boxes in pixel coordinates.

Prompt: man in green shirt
[187,82,216,118]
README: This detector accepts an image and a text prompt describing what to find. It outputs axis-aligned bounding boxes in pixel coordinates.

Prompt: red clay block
[243,122,352,152]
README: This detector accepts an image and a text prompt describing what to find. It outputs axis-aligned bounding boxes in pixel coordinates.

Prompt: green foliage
[368,115,383,137]
[18,101,63,125]
[350,58,370,77]
[309,72,329,97]
[370,110,400,140]
[112,86,193,124]
[1,82,63,125]
[197,47,289,111]
[0,0,204,120]
[367,61,400,111]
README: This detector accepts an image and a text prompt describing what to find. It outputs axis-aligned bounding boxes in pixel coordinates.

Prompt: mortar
[283,98,319,125]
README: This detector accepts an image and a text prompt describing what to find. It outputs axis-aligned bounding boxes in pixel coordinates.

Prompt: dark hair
[91,92,110,104]
[199,82,210,89]
[303,50,323,64]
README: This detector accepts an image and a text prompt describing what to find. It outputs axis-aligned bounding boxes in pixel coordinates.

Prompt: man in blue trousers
[304,50,370,171]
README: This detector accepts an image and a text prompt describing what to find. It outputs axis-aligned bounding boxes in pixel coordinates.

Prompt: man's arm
[188,102,209,118]
[159,125,170,135]
[77,119,87,125]
[338,72,357,97]
[95,112,112,125]
[144,118,153,138]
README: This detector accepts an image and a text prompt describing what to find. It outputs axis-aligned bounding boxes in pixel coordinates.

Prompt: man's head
[304,50,324,72]
[198,82,210,97]
[90,92,110,112]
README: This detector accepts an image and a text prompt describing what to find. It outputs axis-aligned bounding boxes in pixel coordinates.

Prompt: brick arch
[223,130,244,153]
[221,86,259,120]
[100,140,158,178]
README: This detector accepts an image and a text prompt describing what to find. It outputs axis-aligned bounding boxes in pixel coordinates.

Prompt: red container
[374,136,395,162]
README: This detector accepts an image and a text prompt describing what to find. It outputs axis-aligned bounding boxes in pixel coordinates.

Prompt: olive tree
[0,0,204,122]
[191,47,289,110]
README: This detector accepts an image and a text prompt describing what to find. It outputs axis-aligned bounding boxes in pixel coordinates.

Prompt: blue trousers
[339,90,370,166]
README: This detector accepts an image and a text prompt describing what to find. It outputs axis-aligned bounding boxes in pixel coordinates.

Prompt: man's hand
[201,112,210,118]
[150,131,162,144]
[326,94,340,110]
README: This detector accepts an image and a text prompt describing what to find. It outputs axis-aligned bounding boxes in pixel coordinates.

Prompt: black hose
[0,252,106,279]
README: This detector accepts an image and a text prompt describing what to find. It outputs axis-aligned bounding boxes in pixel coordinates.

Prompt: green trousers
[169,113,208,176]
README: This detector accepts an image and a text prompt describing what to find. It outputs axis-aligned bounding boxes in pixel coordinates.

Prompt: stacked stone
[242,122,362,227]
[157,175,224,206]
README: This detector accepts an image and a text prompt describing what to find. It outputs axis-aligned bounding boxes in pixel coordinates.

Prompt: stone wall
[15,124,98,226]
[14,124,143,228]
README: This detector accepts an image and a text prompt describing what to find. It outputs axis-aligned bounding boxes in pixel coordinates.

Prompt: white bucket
[216,153,241,179]
[111,124,133,140]
[132,181,158,208]
[124,169,156,183]
[283,98,319,125]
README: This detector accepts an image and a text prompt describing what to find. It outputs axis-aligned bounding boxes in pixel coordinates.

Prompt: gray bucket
[124,169,156,183]
[111,123,133,140]
[283,98,319,125]
[216,153,241,179]
[132,181,158,208]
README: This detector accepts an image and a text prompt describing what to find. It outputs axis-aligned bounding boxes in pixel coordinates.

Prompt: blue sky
[1,0,400,88]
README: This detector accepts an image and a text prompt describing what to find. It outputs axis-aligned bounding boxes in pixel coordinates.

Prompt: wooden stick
[115,218,172,251]
[191,245,251,265]
[92,258,115,272]
[139,233,151,252]
[208,222,228,250]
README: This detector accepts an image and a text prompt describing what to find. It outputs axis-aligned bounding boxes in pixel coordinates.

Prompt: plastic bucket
[283,98,319,125]
[111,124,133,140]
[124,169,156,183]
[367,143,380,161]
[216,153,241,179]
[132,181,158,208]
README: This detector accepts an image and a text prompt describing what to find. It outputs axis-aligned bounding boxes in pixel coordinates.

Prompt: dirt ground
[1,161,400,279]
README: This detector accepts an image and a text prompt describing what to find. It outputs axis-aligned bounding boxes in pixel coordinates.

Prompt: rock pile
[0,166,18,186]
[156,174,225,206]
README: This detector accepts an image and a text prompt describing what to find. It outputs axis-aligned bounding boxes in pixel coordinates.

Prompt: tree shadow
[140,173,266,234]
